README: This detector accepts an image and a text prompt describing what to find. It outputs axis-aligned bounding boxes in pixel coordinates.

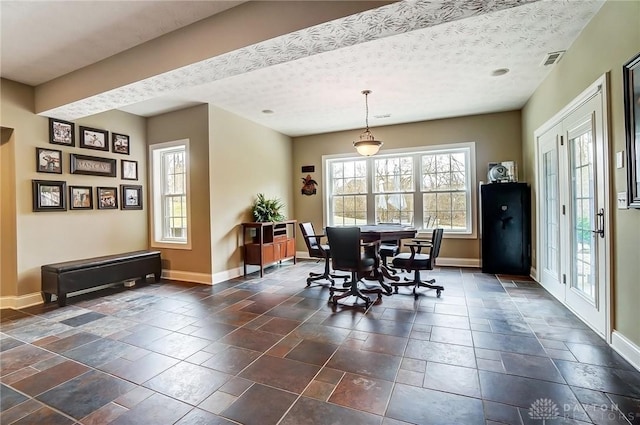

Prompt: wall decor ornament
[70,153,117,177]
[69,186,93,210]
[97,187,118,209]
[112,133,130,155]
[623,51,640,209]
[36,147,62,174]
[49,118,75,147]
[79,126,109,151]
[301,174,318,195]
[121,184,142,210]
[121,159,138,180]
[32,180,66,212]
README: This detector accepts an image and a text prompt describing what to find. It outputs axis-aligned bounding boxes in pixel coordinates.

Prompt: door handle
[591,208,604,238]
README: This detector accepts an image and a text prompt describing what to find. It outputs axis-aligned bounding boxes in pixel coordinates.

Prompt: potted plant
[252,193,285,222]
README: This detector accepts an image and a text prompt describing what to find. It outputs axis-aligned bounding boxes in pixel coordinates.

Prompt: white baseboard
[297,251,311,259]
[162,269,212,285]
[530,266,538,282]
[0,292,43,309]
[212,267,243,284]
[611,330,640,372]
[437,257,480,268]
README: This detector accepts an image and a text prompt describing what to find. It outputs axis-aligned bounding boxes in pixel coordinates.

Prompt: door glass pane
[570,131,596,302]
[543,149,560,276]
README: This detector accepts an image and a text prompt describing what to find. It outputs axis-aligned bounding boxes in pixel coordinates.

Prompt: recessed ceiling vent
[541,51,565,66]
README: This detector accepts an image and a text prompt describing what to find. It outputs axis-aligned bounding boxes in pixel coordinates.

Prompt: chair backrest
[429,228,444,266]
[299,222,319,251]
[326,226,361,271]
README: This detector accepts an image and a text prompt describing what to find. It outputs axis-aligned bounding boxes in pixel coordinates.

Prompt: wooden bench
[41,250,162,307]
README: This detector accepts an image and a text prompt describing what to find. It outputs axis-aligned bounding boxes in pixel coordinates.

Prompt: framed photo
[49,118,75,147]
[79,126,109,151]
[120,184,142,210]
[112,133,130,155]
[69,186,93,210]
[70,153,117,177]
[624,52,640,209]
[36,147,62,174]
[97,187,118,209]
[32,180,66,212]
[121,159,138,180]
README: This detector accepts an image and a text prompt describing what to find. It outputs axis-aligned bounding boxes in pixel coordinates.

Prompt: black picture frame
[121,184,142,210]
[121,159,138,180]
[79,126,109,151]
[36,147,62,174]
[32,180,66,212]
[624,52,640,209]
[49,118,75,147]
[69,186,93,210]
[112,133,130,155]
[97,187,118,209]
[70,153,117,177]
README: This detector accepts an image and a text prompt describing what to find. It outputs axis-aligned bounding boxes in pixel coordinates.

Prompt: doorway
[535,76,611,338]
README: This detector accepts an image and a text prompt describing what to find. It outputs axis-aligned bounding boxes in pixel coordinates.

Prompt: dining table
[359,224,418,292]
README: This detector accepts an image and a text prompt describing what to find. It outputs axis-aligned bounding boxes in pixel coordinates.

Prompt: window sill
[151,241,192,250]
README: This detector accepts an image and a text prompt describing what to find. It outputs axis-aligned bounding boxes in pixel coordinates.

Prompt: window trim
[149,139,192,250]
[322,142,477,239]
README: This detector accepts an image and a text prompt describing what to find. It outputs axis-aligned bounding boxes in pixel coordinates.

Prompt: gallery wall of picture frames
[33,118,142,212]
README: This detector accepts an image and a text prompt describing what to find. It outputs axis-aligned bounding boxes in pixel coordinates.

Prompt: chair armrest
[404,240,431,254]
[409,239,432,246]
[303,233,326,241]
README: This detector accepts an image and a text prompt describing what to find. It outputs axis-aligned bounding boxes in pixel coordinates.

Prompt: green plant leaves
[252,193,285,222]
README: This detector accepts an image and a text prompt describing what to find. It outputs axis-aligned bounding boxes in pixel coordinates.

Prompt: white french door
[536,82,610,337]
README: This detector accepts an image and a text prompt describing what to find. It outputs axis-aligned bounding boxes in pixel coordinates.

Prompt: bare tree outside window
[325,144,474,233]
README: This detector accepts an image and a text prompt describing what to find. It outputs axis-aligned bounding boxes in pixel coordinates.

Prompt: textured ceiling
[1,0,605,137]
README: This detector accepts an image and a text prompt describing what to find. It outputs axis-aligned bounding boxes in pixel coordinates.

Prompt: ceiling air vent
[541,51,565,66]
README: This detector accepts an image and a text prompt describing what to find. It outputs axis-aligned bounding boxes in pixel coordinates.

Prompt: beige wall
[1,127,18,297]
[522,0,640,345]
[292,111,523,260]
[147,105,212,276]
[209,106,293,275]
[0,78,148,298]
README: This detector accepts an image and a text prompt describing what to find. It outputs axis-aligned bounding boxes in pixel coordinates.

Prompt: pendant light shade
[353,90,383,156]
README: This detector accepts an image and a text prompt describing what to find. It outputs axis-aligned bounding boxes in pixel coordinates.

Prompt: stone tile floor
[1,261,639,424]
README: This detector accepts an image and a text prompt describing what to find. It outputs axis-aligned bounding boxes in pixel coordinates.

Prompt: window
[149,139,191,249]
[324,142,476,236]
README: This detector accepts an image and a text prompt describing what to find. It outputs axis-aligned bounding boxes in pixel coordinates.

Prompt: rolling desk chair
[299,222,349,287]
[391,228,444,299]
[326,226,383,309]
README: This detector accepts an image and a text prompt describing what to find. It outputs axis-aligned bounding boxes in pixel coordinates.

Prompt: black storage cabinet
[480,182,531,275]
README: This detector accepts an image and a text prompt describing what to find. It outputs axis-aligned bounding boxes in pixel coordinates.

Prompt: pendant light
[353,90,383,156]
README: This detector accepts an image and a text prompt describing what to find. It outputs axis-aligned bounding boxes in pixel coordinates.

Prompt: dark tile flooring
[1,262,639,425]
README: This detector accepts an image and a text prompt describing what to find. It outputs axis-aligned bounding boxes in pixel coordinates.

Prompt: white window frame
[323,142,477,239]
[149,139,192,250]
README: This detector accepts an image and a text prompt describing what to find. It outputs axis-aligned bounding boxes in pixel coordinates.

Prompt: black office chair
[326,226,383,309]
[299,222,348,287]
[391,228,444,299]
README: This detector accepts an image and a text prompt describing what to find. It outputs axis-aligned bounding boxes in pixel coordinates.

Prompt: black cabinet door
[481,183,531,275]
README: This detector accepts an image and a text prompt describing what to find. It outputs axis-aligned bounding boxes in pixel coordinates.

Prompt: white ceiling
[1,0,604,137]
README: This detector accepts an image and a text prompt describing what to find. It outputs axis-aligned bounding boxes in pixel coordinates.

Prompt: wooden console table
[242,220,297,277]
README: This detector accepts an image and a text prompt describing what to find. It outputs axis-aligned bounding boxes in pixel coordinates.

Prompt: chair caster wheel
[436,289,442,298]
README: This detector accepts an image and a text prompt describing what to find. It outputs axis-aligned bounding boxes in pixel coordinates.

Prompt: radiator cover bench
[41,250,161,307]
